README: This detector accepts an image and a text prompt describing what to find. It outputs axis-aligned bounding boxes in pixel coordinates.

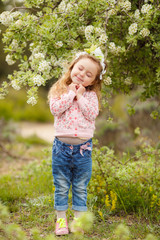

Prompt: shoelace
[57,218,66,228]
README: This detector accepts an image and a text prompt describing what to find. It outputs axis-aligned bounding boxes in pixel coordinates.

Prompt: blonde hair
[48,54,105,106]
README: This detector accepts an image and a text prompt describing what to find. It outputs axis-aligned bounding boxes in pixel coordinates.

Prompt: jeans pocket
[52,142,61,156]
[80,142,92,157]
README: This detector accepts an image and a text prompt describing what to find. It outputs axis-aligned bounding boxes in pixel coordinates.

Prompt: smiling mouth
[76,76,83,82]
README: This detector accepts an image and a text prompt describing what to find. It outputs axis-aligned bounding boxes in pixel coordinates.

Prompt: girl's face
[70,58,99,87]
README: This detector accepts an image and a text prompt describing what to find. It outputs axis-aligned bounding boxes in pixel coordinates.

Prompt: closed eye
[87,73,92,77]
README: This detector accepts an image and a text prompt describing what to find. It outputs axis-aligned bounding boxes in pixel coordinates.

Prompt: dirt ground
[18,122,55,143]
[0,122,54,175]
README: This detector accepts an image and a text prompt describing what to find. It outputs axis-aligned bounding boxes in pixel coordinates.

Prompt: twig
[10,6,38,13]
[0,142,34,161]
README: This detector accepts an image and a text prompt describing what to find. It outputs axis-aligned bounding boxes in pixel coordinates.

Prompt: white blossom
[141,4,152,14]
[140,28,150,37]
[85,25,94,34]
[11,39,19,50]
[108,9,117,18]
[58,0,66,12]
[109,42,116,50]
[128,23,137,35]
[119,1,131,12]
[85,25,94,40]
[34,52,45,60]
[6,54,16,65]
[66,3,73,12]
[134,9,140,19]
[124,77,132,85]
[108,42,123,55]
[31,46,41,55]
[78,26,85,34]
[33,75,45,86]
[108,0,116,7]
[104,76,112,85]
[95,27,105,36]
[0,11,13,26]
[15,19,23,29]
[54,58,63,67]
[99,34,108,44]
[115,46,122,55]
[55,41,63,48]
[11,80,21,90]
[50,55,57,65]
[38,60,51,72]
[27,96,37,105]
[11,11,22,18]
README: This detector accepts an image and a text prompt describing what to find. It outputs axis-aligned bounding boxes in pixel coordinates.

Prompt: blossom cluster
[0,11,13,26]
[33,75,45,86]
[85,25,94,41]
[5,54,15,65]
[108,42,123,55]
[99,34,108,44]
[58,0,66,12]
[128,23,137,35]
[10,39,19,50]
[0,11,22,26]
[124,77,132,85]
[104,76,112,85]
[140,28,150,37]
[119,0,131,12]
[27,96,37,105]
[141,4,152,14]
[134,9,140,19]
[38,60,51,73]
[55,41,63,49]
[108,9,117,18]
[11,80,21,90]
[107,0,116,7]
[50,55,63,67]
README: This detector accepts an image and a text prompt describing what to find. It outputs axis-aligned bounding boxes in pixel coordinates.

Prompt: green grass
[0,141,159,240]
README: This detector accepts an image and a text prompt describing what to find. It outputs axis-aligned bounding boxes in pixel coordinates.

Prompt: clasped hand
[69,83,85,100]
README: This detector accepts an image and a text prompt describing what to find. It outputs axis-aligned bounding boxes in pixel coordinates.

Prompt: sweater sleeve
[50,90,76,117]
[77,91,99,121]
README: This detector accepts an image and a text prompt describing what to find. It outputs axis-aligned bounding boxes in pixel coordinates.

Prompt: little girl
[48,47,106,235]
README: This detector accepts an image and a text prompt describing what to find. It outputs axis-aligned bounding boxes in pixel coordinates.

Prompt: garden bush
[89,139,160,221]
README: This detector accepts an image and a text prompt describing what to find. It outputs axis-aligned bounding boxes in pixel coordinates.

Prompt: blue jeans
[52,137,92,211]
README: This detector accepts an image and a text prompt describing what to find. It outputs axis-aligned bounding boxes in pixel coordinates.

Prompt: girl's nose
[79,70,85,76]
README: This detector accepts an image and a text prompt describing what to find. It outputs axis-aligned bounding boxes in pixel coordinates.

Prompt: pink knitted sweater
[49,90,99,138]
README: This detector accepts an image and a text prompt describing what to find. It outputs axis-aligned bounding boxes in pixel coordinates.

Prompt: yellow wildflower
[150,194,157,208]
[105,195,111,208]
[98,210,105,221]
[98,211,103,217]
[111,199,116,211]
[110,191,117,211]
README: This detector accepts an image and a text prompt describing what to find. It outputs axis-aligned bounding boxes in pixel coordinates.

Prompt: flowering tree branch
[0,0,159,119]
